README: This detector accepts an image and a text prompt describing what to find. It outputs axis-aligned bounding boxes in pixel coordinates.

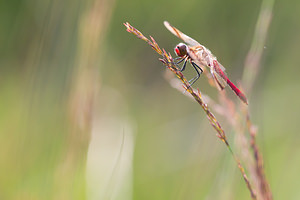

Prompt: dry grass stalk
[54,0,116,198]
[242,1,274,199]
[124,22,257,200]
[160,1,274,199]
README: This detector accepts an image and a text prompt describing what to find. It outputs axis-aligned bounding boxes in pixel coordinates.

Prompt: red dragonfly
[164,21,248,105]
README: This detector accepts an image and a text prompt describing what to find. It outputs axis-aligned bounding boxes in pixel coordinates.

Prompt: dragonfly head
[174,43,188,57]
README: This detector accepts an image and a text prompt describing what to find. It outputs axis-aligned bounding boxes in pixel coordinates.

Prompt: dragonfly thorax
[174,43,188,57]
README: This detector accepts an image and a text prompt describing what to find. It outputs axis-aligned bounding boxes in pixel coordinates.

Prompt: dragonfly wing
[212,69,227,90]
[212,60,248,104]
[217,61,226,72]
[211,60,228,90]
[164,21,201,47]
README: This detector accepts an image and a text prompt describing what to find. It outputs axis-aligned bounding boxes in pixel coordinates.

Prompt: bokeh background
[1,0,300,199]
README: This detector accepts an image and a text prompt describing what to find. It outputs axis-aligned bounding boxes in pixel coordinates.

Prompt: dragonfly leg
[175,57,184,62]
[188,61,203,86]
[176,56,188,72]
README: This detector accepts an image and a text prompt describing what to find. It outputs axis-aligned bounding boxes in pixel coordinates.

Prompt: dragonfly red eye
[174,43,187,57]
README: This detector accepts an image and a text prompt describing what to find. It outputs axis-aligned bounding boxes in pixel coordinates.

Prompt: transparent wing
[164,21,201,47]
[216,60,226,72]
[212,61,248,104]
[211,60,228,90]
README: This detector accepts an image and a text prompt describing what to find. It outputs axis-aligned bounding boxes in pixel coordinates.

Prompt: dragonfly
[164,21,248,105]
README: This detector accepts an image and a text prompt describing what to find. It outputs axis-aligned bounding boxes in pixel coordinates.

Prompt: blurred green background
[1,0,300,199]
